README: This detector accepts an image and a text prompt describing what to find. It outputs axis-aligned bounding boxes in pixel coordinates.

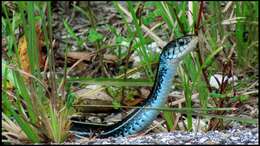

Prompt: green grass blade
[27,2,40,74]
[68,77,154,87]
[162,110,174,130]
[49,105,60,142]
[2,90,40,143]
[13,72,37,124]
[63,19,84,47]
[2,3,22,67]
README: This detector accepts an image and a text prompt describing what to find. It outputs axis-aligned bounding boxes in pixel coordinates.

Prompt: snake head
[160,35,198,63]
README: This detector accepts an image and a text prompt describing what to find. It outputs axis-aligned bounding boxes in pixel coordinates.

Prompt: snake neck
[145,61,177,107]
[97,61,178,137]
[70,60,178,138]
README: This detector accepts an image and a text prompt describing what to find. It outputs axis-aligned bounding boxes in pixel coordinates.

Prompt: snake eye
[179,39,184,46]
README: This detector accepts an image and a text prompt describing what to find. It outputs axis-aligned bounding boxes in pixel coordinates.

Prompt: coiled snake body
[71,35,198,138]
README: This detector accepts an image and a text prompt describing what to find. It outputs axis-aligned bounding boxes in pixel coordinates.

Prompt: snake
[70,35,198,138]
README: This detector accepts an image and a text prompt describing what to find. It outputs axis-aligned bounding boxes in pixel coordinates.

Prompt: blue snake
[70,35,198,138]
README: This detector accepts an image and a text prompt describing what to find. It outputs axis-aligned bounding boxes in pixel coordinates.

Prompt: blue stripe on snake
[70,35,198,138]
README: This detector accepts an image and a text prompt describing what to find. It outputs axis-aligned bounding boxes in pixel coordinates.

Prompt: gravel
[72,126,258,145]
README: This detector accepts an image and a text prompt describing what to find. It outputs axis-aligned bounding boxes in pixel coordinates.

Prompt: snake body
[71,35,198,138]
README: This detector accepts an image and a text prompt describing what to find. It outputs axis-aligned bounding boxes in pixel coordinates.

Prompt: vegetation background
[2,1,258,144]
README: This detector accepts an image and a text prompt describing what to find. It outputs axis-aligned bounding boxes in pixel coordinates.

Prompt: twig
[57,58,85,93]
[195,1,204,35]
[168,93,199,106]
[173,8,186,35]
[143,120,165,135]
[116,3,166,47]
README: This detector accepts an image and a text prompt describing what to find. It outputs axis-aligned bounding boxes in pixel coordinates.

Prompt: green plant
[2,2,258,143]
[2,2,73,144]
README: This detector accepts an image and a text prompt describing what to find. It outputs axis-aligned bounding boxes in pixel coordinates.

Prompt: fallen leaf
[67,52,95,61]
[17,23,45,82]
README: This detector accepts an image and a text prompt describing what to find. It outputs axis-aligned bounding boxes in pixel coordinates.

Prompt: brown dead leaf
[74,87,115,113]
[103,54,118,63]
[35,24,46,69]
[67,52,95,61]
[66,52,118,63]
[123,97,145,106]
[17,23,45,81]
[18,35,30,74]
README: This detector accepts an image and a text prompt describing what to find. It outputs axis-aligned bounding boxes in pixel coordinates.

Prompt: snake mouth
[183,36,198,56]
[170,36,198,64]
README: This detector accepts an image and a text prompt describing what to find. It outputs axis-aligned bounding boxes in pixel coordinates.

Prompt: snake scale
[70,35,198,138]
